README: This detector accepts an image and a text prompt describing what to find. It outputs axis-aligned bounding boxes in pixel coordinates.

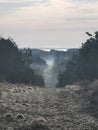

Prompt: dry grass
[0,82,98,130]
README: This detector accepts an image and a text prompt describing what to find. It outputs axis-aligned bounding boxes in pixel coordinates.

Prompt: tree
[0,37,44,86]
[22,48,33,67]
[78,31,98,80]
[57,31,98,87]
[57,55,79,87]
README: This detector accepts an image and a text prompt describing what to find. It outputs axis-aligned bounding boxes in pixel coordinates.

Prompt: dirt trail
[0,83,98,130]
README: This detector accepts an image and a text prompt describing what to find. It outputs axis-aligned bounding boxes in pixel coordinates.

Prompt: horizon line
[20,47,79,49]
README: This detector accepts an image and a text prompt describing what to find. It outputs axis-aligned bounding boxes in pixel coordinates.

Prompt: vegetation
[22,48,33,68]
[0,37,44,86]
[57,31,98,87]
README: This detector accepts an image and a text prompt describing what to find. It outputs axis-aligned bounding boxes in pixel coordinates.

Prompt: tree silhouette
[22,48,33,67]
[0,37,44,86]
[57,31,98,87]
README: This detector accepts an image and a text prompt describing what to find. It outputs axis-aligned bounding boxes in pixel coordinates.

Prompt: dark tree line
[0,37,44,86]
[57,31,98,87]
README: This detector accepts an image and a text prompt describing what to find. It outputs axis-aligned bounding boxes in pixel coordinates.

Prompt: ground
[0,82,98,130]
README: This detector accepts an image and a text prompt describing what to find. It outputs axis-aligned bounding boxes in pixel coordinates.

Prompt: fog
[43,58,58,87]
[28,49,79,87]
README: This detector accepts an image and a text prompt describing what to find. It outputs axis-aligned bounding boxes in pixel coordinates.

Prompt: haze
[0,0,98,48]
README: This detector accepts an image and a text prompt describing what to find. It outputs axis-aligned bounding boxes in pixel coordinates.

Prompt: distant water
[37,48,67,52]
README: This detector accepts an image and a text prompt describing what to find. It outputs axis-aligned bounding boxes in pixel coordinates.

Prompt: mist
[27,48,79,87]
[43,57,57,87]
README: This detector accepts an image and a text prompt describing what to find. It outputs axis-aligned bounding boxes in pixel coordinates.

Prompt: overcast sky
[0,0,98,48]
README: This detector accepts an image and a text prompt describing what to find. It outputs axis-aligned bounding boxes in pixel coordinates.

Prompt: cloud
[0,0,98,48]
[64,0,98,12]
[0,0,50,4]
[0,0,50,8]
[69,0,98,3]
[63,0,98,24]
[65,17,98,22]
[0,0,50,17]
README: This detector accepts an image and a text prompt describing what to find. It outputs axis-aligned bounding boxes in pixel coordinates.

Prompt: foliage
[57,31,98,87]
[0,37,44,86]
[78,31,98,80]
[57,55,79,87]
[22,48,33,67]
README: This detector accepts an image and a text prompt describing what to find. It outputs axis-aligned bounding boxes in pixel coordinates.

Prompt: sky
[0,0,98,48]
